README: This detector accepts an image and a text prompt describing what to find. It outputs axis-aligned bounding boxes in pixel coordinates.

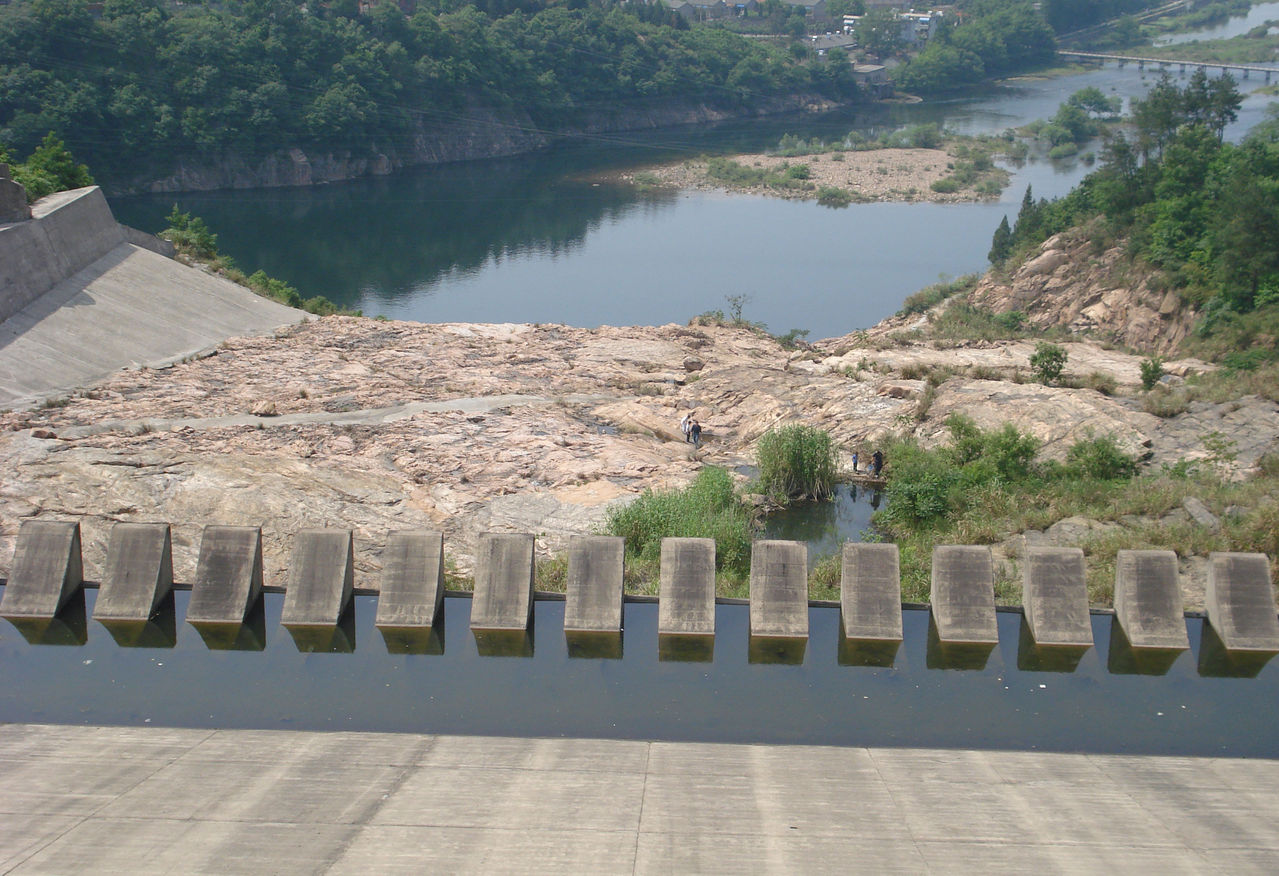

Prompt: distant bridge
[1059,50,1279,82]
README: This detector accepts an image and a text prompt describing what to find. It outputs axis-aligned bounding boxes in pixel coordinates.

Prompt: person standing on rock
[681,411,693,443]
[871,449,884,477]
[690,418,702,449]
[851,451,859,473]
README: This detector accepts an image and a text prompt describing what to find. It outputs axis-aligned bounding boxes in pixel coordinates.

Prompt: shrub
[930,177,961,193]
[816,186,853,207]
[898,274,979,316]
[1064,432,1139,480]
[604,466,752,581]
[162,206,219,259]
[757,424,837,501]
[1139,356,1165,390]
[1141,386,1191,417]
[1030,341,1067,384]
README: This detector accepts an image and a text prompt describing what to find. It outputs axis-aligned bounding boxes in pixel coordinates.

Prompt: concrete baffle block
[564,535,625,633]
[930,545,998,645]
[375,530,445,629]
[1023,546,1092,648]
[0,519,83,619]
[840,542,903,642]
[749,540,808,639]
[470,533,535,631]
[1205,552,1279,653]
[186,526,264,628]
[1115,550,1188,650]
[280,529,355,629]
[658,537,716,636]
[93,523,174,622]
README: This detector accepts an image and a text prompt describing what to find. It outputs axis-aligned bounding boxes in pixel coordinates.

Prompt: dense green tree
[988,215,1013,264]
[858,7,904,57]
[0,0,855,185]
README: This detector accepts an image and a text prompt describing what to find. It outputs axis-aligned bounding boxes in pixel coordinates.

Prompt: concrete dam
[3,517,1275,676]
[0,171,304,408]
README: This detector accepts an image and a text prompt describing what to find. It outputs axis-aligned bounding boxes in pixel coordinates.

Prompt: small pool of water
[2,588,1276,756]
[762,484,884,565]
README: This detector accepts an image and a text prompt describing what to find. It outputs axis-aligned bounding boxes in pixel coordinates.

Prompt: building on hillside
[844,10,942,46]
[810,34,858,56]
[666,0,732,21]
[851,63,891,97]
[781,0,830,23]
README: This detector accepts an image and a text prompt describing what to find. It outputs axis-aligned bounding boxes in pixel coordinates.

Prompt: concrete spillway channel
[1,516,1277,676]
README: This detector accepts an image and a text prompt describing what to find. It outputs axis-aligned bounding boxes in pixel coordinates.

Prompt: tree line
[0,0,858,186]
[892,0,1058,94]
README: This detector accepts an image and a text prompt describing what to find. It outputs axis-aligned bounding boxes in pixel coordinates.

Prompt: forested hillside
[991,72,1279,367]
[0,0,855,186]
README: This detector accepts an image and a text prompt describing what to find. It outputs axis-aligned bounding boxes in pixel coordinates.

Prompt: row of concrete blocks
[1,519,1277,658]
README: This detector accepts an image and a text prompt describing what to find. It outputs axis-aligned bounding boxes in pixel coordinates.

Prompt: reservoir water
[3,588,1277,755]
[114,65,1276,339]
[1155,1,1279,46]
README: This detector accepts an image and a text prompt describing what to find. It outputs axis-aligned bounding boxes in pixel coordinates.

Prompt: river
[115,64,1275,341]
[1155,0,1279,45]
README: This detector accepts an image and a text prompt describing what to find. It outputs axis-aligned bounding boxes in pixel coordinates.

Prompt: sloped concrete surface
[0,242,305,408]
[1,724,1277,873]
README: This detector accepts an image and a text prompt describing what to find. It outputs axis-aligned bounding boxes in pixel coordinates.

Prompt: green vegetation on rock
[756,424,838,502]
[162,207,357,317]
[603,465,754,594]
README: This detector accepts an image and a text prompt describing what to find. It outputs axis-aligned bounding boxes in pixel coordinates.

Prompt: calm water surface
[114,66,1276,338]
[1155,1,1279,45]
[2,589,1276,755]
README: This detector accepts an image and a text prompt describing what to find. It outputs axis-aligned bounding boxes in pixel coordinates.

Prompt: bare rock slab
[470,532,534,631]
[1115,549,1189,651]
[0,519,83,619]
[1205,552,1279,653]
[749,540,808,639]
[658,538,715,636]
[840,542,903,642]
[1023,546,1092,648]
[186,526,264,628]
[280,529,354,629]
[375,530,444,630]
[930,545,998,645]
[93,523,174,622]
[564,535,624,633]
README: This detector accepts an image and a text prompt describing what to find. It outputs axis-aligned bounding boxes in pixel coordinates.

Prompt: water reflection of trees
[120,154,678,307]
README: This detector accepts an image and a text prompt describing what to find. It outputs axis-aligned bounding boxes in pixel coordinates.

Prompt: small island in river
[628,138,1014,206]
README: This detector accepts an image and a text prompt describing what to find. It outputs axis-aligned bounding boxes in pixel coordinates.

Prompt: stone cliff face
[120,96,835,194]
[968,229,1198,355]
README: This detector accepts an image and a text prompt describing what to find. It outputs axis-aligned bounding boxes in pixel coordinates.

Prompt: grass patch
[756,424,838,502]
[603,466,753,595]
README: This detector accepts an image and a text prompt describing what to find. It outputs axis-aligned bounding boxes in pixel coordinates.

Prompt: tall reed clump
[756,424,837,501]
[603,466,752,589]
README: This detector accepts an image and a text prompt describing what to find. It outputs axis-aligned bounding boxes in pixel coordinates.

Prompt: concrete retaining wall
[0,187,126,322]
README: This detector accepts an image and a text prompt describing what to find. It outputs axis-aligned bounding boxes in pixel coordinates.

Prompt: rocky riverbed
[2,312,1275,608]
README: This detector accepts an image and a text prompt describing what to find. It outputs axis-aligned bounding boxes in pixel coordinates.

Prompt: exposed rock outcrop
[3,317,1276,600]
[968,230,1199,355]
[120,96,837,194]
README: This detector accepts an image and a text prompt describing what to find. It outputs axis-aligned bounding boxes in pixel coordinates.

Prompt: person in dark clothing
[690,419,702,448]
[871,449,884,477]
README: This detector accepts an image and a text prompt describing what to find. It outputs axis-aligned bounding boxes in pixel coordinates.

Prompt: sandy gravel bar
[632,147,998,203]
